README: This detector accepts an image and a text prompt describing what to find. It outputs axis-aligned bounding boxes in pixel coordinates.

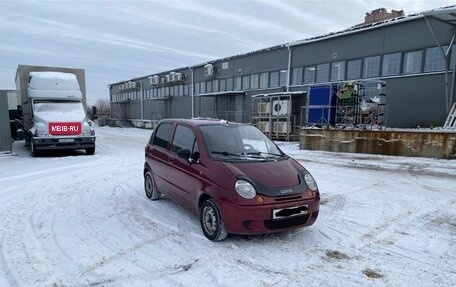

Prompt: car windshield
[199,124,284,160]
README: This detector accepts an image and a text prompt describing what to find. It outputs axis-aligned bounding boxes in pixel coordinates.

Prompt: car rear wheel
[200,199,227,241]
[144,171,161,200]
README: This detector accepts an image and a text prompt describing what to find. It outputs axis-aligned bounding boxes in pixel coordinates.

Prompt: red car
[144,119,320,241]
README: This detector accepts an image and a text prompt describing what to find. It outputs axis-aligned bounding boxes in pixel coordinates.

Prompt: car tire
[200,199,228,242]
[86,147,95,155]
[144,171,161,200]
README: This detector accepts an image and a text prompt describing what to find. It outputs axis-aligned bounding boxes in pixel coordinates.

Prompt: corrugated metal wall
[0,93,12,153]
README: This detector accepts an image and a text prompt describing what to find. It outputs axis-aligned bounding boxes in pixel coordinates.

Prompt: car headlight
[235,180,256,199]
[36,129,48,137]
[304,173,318,191]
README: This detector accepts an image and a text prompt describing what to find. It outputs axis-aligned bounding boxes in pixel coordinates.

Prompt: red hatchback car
[144,119,320,241]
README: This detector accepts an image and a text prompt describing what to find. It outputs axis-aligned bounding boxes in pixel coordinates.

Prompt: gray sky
[1,0,454,105]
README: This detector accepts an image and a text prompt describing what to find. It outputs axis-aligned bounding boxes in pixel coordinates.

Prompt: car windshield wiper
[211,151,265,160]
[245,152,284,157]
[211,151,244,158]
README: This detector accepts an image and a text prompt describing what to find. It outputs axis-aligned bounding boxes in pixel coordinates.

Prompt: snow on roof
[29,71,81,92]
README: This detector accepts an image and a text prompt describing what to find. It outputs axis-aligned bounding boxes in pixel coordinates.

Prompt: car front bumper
[32,136,96,151]
[219,196,320,235]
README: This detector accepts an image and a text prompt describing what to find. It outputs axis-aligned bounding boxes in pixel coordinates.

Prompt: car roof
[159,118,246,127]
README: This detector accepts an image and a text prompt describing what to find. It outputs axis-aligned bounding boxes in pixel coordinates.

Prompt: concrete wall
[300,128,456,159]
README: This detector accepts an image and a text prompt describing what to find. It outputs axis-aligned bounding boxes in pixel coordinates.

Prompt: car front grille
[264,214,310,230]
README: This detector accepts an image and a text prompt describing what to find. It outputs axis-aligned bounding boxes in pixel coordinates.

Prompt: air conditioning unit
[150,75,160,85]
[165,75,171,82]
[272,100,290,116]
[130,82,137,88]
[119,84,124,90]
[174,72,183,81]
[160,77,165,84]
[204,64,214,77]
[257,121,271,133]
[273,122,289,133]
[258,102,270,115]
[170,72,176,82]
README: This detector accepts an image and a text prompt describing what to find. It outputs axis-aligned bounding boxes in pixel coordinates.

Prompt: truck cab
[18,69,96,156]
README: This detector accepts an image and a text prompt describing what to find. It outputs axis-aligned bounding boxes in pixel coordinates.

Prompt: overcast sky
[1,0,455,105]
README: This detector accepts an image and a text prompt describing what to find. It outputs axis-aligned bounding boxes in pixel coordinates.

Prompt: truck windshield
[33,100,84,114]
[199,124,284,160]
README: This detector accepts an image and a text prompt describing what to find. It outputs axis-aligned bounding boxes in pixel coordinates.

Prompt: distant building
[363,8,404,25]
[108,6,456,129]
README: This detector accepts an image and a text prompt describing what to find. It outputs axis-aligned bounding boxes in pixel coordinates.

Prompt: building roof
[110,5,456,86]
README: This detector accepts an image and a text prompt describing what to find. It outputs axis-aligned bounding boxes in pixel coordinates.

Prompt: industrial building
[109,6,456,133]
[0,90,17,153]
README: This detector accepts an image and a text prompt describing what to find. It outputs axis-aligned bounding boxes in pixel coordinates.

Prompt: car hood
[221,159,301,189]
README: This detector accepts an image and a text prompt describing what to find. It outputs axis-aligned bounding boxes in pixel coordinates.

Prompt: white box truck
[15,65,96,156]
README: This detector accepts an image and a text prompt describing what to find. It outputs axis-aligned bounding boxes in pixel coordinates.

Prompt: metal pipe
[287,45,292,92]
[188,67,194,118]
[140,81,144,121]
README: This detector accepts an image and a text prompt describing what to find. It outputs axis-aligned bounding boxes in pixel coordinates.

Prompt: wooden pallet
[443,103,456,129]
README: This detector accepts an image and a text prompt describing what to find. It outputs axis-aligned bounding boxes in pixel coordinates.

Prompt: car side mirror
[177,149,191,159]
[177,149,199,164]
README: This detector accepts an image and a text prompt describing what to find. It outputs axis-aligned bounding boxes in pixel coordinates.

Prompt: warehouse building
[109,6,456,130]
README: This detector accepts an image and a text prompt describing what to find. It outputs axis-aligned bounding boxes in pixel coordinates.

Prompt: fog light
[257,196,264,203]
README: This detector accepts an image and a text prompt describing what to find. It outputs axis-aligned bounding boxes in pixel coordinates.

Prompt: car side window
[153,123,173,149]
[172,125,196,154]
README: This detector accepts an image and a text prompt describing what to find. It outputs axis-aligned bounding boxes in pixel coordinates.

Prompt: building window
[195,82,200,95]
[212,80,219,92]
[403,50,422,74]
[250,74,259,89]
[200,82,206,94]
[269,71,279,87]
[279,70,287,86]
[450,45,456,70]
[234,76,242,90]
[316,63,329,83]
[226,77,234,90]
[304,66,316,84]
[331,61,345,81]
[259,72,269,88]
[174,85,179,96]
[346,60,361,80]
[178,85,183,96]
[292,67,303,85]
[363,56,380,78]
[184,84,189,96]
[206,81,212,93]
[425,46,446,72]
[242,75,250,90]
[382,53,401,76]
[219,79,226,91]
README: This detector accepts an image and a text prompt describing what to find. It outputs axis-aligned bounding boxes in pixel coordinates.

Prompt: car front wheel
[200,199,227,241]
[144,171,161,200]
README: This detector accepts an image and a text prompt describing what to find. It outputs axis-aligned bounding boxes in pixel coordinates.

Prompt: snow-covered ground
[0,126,455,287]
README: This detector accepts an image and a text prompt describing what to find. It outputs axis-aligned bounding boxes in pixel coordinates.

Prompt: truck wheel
[30,141,37,157]
[200,199,228,242]
[85,147,95,155]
